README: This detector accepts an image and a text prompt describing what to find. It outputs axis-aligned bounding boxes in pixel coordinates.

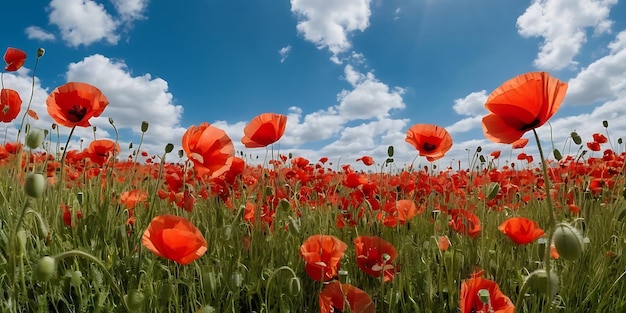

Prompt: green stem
[532,129,557,312]
[16,54,41,143]
[52,250,131,312]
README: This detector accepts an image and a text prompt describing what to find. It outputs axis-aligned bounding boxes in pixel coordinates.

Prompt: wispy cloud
[278,45,292,63]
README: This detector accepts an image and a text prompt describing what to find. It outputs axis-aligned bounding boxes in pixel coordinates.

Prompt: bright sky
[2,0,626,170]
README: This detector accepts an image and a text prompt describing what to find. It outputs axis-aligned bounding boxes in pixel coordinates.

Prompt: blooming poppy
[4,47,26,72]
[141,214,207,265]
[241,112,287,148]
[586,141,601,152]
[0,89,22,122]
[182,122,234,179]
[482,72,568,144]
[511,138,529,149]
[490,150,501,159]
[84,139,120,166]
[498,217,544,245]
[356,156,374,166]
[448,209,481,238]
[354,236,398,282]
[405,124,453,161]
[459,270,515,313]
[120,189,148,209]
[299,235,347,281]
[319,281,375,313]
[46,82,109,128]
[592,133,608,144]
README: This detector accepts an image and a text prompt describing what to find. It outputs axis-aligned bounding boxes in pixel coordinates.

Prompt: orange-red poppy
[299,235,347,282]
[482,72,568,144]
[490,150,501,159]
[354,236,398,282]
[84,139,120,166]
[4,47,26,72]
[46,82,109,128]
[141,214,207,265]
[356,156,374,166]
[498,217,544,245]
[182,122,234,179]
[241,112,287,148]
[405,124,453,161]
[0,89,22,122]
[459,270,515,313]
[592,133,608,144]
[511,138,529,149]
[448,209,481,238]
[587,141,601,152]
[120,189,148,209]
[319,281,375,313]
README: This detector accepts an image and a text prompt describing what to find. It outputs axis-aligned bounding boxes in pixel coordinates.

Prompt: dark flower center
[519,118,541,131]
[423,142,437,152]
[67,105,87,122]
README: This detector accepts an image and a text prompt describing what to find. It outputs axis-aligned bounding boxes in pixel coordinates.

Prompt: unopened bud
[37,48,45,58]
[34,256,56,282]
[125,289,145,312]
[141,121,149,132]
[26,128,45,149]
[553,222,584,261]
[288,277,301,296]
[165,143,174,153]
[524,269,559,298]
[24,173,46,198]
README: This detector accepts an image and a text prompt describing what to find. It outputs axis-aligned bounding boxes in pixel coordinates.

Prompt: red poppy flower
[587,141,601,152]
[459,270,515,313]
[299,235,347,281]
[498,217,544,245]
[4,47,26,72]
[405,124,453,161]
[592,133,608,144]
[490,150,501,159]
[356,156,374,166]
[46,82,109,128]
[84,139,120,166]
[182,122,234,179]
[482,72,568,144]
[319,281,375,313]
[141,214,208,265]
[61,204,83,228]
[448,209,481,238]
[241,112,287,148]
[511,138,529,149]
[354,236,398,282]
[120,189,148,209]
[0,89,22,122]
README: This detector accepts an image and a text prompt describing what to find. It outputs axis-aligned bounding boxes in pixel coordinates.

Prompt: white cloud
[110,0,149,22]
[291,0,372,63]
[279,45,292,63]
[446,116,483,135]
[65,54,187,148]
[25,26,56,42]
[452,90,488,116]
[516,0,617,70]
[566,30,626,105]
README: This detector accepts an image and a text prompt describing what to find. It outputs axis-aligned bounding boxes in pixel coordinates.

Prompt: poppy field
[2,47,626,313]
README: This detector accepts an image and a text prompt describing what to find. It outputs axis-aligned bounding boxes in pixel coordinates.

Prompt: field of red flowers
[2,47,626,313]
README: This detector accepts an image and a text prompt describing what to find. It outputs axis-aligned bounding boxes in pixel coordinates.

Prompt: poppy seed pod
[34,256,56,282]
[552,222,584,260]
[26,127,45,149]
[24,173,46,198]
[524,269,559,298]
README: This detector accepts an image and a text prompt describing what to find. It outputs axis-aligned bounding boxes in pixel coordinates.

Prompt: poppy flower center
[423,142,437,152]
[67,105,87,122]
[519,118,541,131]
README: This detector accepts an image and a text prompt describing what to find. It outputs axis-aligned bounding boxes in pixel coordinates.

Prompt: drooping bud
[34,256,57,282]
[486,182,500,200]
[524,269,559,298]
[552,222,584,260]
[24,173,46,198]
[125,289,145,312]
[288,276,302,296]
[571,132,582,145]
[26,127,45,149]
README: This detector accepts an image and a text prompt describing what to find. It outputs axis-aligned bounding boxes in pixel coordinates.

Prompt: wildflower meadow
[1,47,626,313]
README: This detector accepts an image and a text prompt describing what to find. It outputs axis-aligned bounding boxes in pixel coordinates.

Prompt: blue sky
[2,0,626,169]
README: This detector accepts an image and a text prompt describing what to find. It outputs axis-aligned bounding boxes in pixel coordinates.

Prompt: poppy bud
[109,117,115,125]
[51,123,57,130]
[125,289,145,312]
[603,120,609,128]
[553,149,562,161]
[37,48,45,57]
[178,149,184,158]
[71,270,83,287]
[571,132,582,145]
[16,230,27,257]
[479,155,486,163]
[476,146,482,153]
[141,121,149,132]
[524,269,559,298]
[387,145,394,157]
[92,126,97,133]
[24,173,46,198]
[552,222,584,261]
[165,143,174,153]
[618,138,623,145]
[230,272,243,289]
[288,276,301,296]
[26,127,45,149]
[486,182,500,200]
[34,256,56,282]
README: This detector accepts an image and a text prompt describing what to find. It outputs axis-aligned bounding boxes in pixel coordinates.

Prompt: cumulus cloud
[110,0,149,22]
[516,0,617,70]
[291,0,372,63]
[452,90,488,116]
[25,26,56,42]
[279,45,292,63]
[567,30,626,105]
[64,54,187,148]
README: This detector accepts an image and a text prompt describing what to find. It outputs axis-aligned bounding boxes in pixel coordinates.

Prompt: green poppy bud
[71,270,83,287]
[524,269,559,298]
[37,48,45,57]
[387,145,394,157]
[571,132,582,145]
[26,128,46,149]
[141,121,149,132]
[288,276,301,296]
[553,149,562,161]
[16,230,27,257]
[603,120,609,128]
[165,143,174,153]
[553,222,584,260]
[486,182,500,200]
[24,173,46,198]
[125,289,145,312]
[34,256,56,282]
